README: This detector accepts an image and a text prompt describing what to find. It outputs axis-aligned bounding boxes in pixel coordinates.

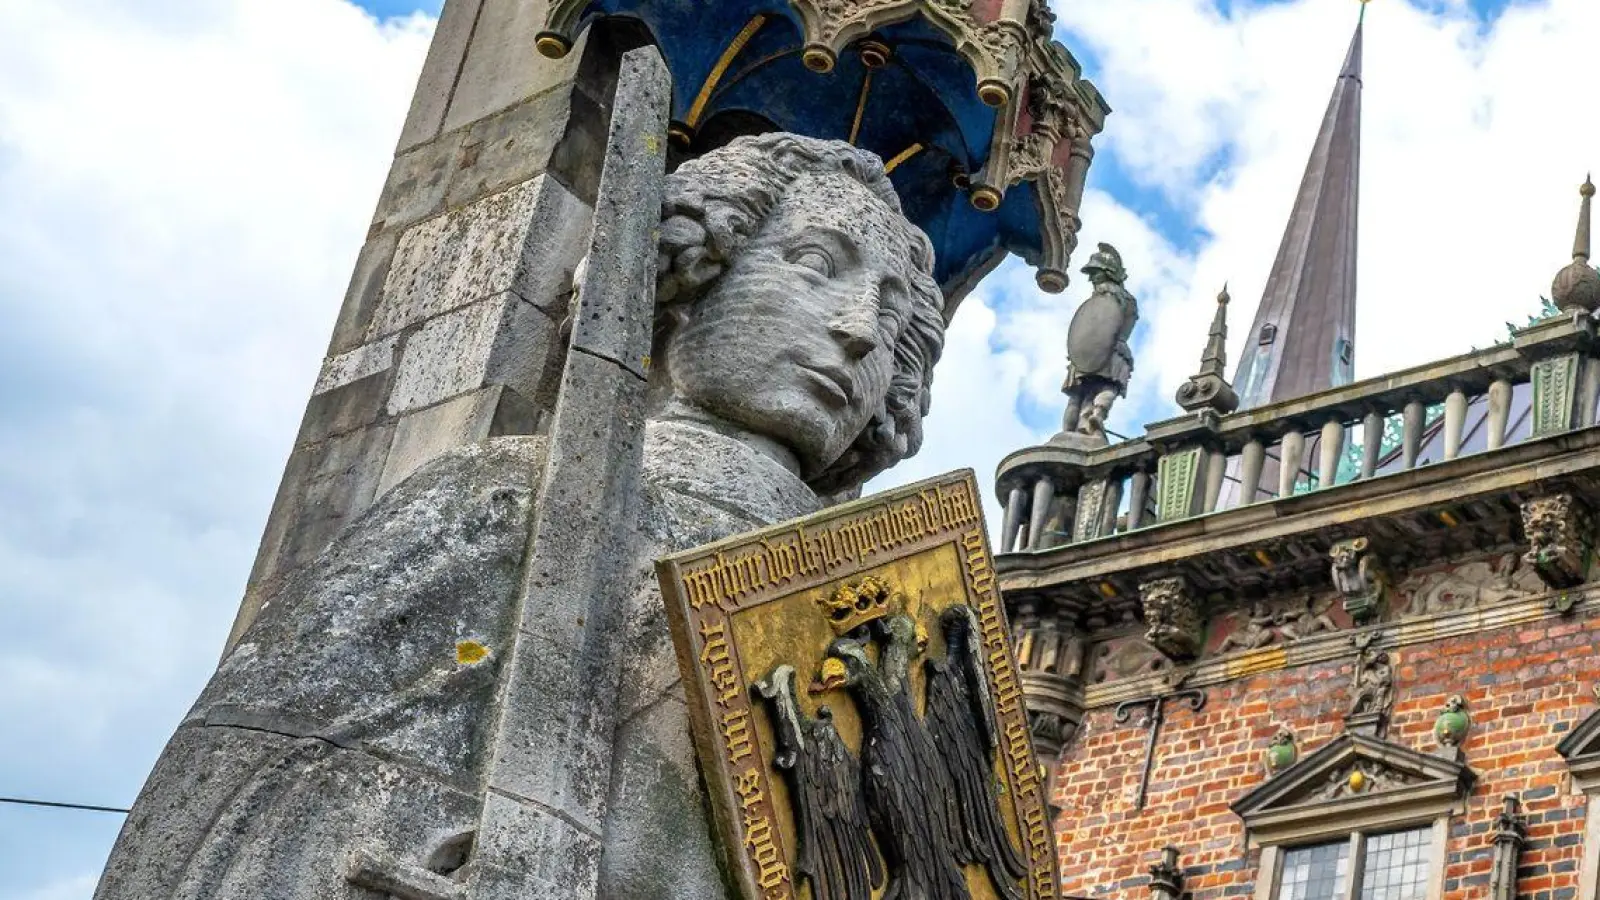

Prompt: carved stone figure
[1062,243,1138,441]
[1330,537,1388,623]
[95,134,948,900]
[1520,493,1594,590]
[1319,760,1416,800]
[1277,596,1339,642]
[1345,641,1395,737]
[1140,576,1203,662]
[1215,600,1278,654]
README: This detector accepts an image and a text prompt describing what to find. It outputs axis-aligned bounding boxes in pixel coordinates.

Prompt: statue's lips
[796,361,854,406]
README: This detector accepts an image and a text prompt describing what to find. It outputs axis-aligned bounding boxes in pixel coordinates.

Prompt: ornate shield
[657,471,1060,900]
[1066,290,1123,375]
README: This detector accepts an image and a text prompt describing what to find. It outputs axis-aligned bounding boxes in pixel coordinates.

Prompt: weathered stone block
[371,130,466,235]
[396,0,488,154]
[471,790,604,899]
[302,368,393,446]
[442,0,581,135]
[377,385,545,497]
[371,177,575,339]
[315,335,398,396]
[282,423,394,567]
[446,88,580,213]
[328,231,400,355]
[387,294,556,415]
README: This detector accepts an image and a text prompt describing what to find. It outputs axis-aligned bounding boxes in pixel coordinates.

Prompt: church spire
[1232,12,1364,408]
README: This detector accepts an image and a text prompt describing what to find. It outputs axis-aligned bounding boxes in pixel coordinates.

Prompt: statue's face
[665,171,924,476]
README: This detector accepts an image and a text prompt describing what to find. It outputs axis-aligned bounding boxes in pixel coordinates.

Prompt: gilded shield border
[657,470,1059,900]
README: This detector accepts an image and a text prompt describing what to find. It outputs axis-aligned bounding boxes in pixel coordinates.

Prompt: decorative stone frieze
[1521,493,1594,590]
[1140,576,1203,662]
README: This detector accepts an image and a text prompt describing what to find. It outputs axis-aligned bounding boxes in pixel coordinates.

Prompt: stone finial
[1433,694,1470,759]
[1265,727,1298,774]
[1521,493,1594,590]
[1148,846,1183,899]
[1552,176,1600,313]
[1489,795,1528,900]
[1175,285,1240,414]
[1140,576,1203,662]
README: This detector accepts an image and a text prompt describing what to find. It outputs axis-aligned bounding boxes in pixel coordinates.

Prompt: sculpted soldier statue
[1060,243,1138,443]
[94,133,946,900]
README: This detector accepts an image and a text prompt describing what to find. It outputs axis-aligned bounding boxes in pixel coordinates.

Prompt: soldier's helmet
[1081,242,1126,283]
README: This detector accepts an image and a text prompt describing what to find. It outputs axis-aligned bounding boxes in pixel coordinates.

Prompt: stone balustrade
[996,310,1600,555]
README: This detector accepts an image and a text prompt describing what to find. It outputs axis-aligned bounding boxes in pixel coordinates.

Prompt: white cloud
[0,1,431,895]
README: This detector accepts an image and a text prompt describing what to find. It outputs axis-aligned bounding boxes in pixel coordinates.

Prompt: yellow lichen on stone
[457,640,491,665]
[644,134,661,154]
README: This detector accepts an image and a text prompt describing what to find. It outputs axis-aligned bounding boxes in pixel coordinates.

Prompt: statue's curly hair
[655,133,945,495]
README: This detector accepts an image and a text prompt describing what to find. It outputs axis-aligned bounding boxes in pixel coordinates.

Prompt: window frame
[1556,706,1600,900]
[1262,823,1446,900]
[1233,734,1471,900]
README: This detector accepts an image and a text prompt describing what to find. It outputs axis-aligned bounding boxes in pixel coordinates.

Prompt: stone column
[228,0,642,650]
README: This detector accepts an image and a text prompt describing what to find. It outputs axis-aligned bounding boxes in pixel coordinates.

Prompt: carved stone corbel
[1520,493,1594,590]
[1011,598,1086,762]
[1330,537,1388,624]
[1140,576,1203,662]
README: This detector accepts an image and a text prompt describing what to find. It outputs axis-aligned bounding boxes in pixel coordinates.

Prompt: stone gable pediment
[1557,705,1600,790]
[1231,733,1475,847]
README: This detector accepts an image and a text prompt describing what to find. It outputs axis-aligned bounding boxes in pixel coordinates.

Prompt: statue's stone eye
[791,248,835,277]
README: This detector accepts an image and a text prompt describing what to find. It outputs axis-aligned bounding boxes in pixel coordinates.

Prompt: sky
[0,0,1595,896]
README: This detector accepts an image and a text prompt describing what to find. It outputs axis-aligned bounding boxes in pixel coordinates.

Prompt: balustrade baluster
[1318,419,1344,487]
[1402,400,1425,469]
[1126,471,1151,530]
[1581,359,1600,428]
[1203,449,1226,512]
[1001,486,1026,552]
[1279,430,1305,498]
[1487,380,1512,450]
[1239,439,1265,504]
[1443,388,1468,460]
[1360,411,1382,479]
[1028,479,1055,551]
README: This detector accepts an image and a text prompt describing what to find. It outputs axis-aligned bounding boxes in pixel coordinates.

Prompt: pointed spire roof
[1232,16,1364,408]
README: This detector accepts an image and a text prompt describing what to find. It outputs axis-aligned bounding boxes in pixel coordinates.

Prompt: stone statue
[1347,650,1394,719]
[1329,536,1387,623]
[1061,243,1138,441]
[1140,576,1202,662]
[94,133,947,900]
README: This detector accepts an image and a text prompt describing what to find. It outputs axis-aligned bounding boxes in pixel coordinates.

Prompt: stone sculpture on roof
[1060,242,1139,443]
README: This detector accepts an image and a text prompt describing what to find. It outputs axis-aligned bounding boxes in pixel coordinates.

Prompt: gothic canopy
[537,0,1110,297]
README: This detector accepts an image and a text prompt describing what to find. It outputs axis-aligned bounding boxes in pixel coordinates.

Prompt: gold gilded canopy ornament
[535,0,1110,295]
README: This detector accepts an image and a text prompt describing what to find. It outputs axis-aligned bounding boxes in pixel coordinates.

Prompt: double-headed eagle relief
[658,472,1060,900]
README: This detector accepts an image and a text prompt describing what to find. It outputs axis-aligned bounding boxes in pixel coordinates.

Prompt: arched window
[1259,323,1278,346]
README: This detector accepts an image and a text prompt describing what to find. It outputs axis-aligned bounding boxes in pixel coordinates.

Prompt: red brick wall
[1052,612,1600,899]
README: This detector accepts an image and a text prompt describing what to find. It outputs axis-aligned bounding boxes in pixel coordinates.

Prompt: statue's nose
[828,284,882,358]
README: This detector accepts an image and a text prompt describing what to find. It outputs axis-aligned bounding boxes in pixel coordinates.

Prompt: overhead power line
[0,796,130,815]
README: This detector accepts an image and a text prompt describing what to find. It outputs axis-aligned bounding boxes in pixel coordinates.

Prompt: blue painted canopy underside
[565,0,1048,290]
